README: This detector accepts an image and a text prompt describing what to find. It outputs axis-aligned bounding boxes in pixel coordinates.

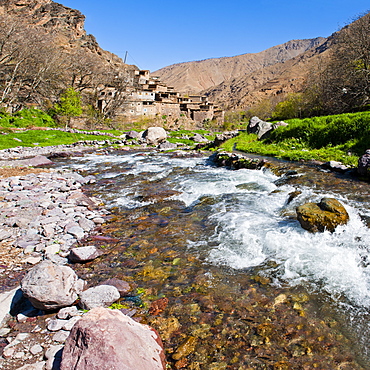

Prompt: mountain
[0,0,127,69]
[154,38,328,109]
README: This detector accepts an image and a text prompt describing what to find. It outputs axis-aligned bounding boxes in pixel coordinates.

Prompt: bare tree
[305,12,370,114]
[96,67,136,120]
[0,15,67,111]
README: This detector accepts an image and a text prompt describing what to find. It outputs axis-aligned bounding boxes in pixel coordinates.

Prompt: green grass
[219,111,370,166]
[0,130,116,150]
[0,108,58,128]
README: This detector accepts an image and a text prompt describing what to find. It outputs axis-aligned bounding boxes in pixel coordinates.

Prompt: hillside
[204,37,335,109]
[154,37,326,106]
[0,0,138,115]
[0,0,126,69]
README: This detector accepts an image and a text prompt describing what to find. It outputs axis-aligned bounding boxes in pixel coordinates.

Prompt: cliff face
[0,0,128,69]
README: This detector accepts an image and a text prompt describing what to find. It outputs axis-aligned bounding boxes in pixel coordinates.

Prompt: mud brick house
[98,69,224,124]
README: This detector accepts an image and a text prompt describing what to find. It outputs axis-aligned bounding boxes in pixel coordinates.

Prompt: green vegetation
[168,129,219,148]
[0,108,58,128]
[220,112,370,166]
[0,129,115,150]
[54,87,83,128]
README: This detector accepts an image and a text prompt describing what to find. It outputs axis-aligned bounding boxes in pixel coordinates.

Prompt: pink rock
[61,307,166,370]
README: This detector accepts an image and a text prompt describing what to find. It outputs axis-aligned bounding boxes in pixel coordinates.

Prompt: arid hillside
[0,0,126,68]
[154,38,325,95]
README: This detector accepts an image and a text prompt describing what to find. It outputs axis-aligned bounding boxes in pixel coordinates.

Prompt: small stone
[66,225,85,239]
[92,217,105,224]
[52,330,70,343]
[24,256,43,265]
[47,319,65,332]
[57,306,81,320]
[2,346,15,359]
[63,316,81,331]
[30,344,43,355]
[172,336,197,360]
[0,328,11,336]
[78,285,120,310]
[45,344,64,370]
[44,245,60,255]
[98,278,132,297]
[69,246,101,263]
[13,351,25,359]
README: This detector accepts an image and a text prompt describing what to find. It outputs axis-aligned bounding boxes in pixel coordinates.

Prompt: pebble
[30,344,43,355]
[0,169,108,266]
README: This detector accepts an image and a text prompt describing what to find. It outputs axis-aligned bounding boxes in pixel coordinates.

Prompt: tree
[0,15,67,111]
[304,12,370,115]
[271,93,303,120]
[54,87,82,128]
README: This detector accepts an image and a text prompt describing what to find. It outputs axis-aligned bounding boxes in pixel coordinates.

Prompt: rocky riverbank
[0,145,170,369]
[0,164,111,369]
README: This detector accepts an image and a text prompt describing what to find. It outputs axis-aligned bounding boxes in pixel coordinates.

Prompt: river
[56,149,370,369]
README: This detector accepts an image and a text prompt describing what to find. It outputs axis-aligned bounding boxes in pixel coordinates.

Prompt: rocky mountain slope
[154,37,328,109]
[0,0,125,68]
[0,0,136,96]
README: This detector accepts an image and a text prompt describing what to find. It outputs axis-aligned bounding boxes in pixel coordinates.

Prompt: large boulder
[142,127,167,145]
[60,307,166,370]
[247,116,273,139]
[21,261,85,311]
[296,197,349,233]
[358,149,370,178]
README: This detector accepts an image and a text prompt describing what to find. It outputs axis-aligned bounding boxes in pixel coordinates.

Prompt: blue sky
[61,0,369,72]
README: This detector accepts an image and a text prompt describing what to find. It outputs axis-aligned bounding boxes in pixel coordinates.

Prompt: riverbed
[55,149,370,369]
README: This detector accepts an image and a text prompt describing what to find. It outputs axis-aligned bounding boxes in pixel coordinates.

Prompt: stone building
[97,69,223,124]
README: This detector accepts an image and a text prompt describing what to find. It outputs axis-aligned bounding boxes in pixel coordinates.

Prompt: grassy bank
[220,112,370,167]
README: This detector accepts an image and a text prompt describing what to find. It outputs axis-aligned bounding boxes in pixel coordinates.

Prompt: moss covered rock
[296,198,349,233]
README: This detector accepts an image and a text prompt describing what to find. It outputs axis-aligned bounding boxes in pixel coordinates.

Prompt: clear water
[58,150,370,366]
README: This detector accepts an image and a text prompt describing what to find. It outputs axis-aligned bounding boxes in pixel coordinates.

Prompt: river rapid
[56,149,370,369]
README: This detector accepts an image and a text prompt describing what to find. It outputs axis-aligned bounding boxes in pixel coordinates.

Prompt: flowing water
[56,149,370,369]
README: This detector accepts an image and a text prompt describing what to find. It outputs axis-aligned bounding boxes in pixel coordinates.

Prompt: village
[97,69,224,125]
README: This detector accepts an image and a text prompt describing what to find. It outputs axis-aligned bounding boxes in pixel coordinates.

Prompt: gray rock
[63,316,81,331]
[69,246,101,263]
[78,285,120,310]
[0,230,11,241]
[52,330,70,343]
[98,278,132,297]
[65,225,85,239]
[45,344,64,370]
[142,127,167,145]
[247,116,274,139]
[30,344,43,355]
[358,149,370,177]
[21,261,85,310]
[158,141,177,150]
[191,133,208,143]
[125,130,141,139]
[47,318,66,332]
[57,306,81,320]
[78,217,95,231]
[322,161,349,173]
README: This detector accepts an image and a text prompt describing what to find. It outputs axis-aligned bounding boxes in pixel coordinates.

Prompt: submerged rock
[61,307,166,370]
[296,197,349,232]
